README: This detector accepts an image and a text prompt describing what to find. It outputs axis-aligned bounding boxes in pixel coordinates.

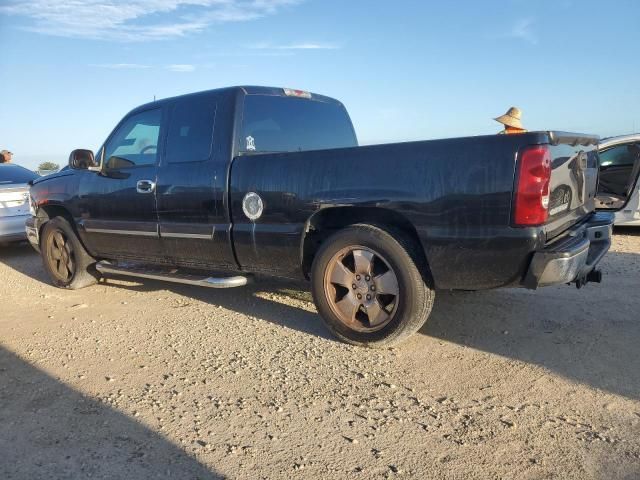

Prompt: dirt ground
[0,229,639,480]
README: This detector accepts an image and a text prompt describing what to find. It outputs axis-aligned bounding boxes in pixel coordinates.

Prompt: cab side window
[104,109,162,169]
[165,99,216,163]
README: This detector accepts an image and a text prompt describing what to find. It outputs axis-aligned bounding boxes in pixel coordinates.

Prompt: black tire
[40,216,99,289]
[311,224,435,347]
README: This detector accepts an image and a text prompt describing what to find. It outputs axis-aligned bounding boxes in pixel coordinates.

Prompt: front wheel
[40,216,99,289]
[311,224,435,347]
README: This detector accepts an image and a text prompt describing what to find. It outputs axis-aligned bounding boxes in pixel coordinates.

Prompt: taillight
[513,145,551,226]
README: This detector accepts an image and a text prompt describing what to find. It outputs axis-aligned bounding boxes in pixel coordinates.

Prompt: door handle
[136,180,156,194]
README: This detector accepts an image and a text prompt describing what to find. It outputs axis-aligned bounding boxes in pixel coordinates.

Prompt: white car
[596,134,640,226]
[0,164,38,244]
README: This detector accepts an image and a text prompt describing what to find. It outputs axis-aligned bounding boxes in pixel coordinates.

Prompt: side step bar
[95,261,249,289]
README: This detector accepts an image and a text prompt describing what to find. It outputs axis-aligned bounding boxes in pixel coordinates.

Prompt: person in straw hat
[494,107,527,134]
[0,149,12,163]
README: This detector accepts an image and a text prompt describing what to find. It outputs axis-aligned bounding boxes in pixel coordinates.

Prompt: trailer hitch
[574,269,603,289]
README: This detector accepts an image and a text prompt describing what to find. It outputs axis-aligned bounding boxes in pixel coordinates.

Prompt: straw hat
[494,107,523,129]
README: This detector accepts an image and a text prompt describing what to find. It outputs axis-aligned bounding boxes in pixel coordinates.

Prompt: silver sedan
[0,164,38,244]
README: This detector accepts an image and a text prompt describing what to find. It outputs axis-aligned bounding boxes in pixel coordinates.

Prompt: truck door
[155,94,236,269]
[78,107,165,260]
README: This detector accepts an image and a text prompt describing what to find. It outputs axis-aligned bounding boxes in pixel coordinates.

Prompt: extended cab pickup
[26,86,614,346]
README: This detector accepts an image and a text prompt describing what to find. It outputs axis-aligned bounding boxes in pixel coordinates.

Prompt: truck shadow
[117,277,334,342]
[615,226,640,236]
[0,243,330,341]
[0,346,222,479]
[422,250,640,400]
[2,244,638,400]
[101,253,640,400]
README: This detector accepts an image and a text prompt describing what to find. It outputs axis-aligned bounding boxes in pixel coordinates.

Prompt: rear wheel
[41,217,99,289]
[311,224,435,347]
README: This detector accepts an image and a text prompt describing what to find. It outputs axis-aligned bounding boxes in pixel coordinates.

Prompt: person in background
[0,149,13,163]
[494,107,527,134]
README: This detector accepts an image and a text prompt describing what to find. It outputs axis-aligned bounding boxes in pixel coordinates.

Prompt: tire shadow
[0,347,222,479]
[108,276,333,342]
[0,242,50,283]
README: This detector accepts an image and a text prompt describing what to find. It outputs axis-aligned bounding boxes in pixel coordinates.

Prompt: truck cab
[28,87,357,270]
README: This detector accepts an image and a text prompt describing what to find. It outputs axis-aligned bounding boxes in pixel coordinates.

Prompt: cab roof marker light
[283,88,312,99]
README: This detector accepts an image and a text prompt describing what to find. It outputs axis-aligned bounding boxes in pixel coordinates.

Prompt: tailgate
[0,185,30,218]
[543,132,600,240]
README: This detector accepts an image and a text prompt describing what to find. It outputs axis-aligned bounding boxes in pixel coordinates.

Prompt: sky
[0,0,639,170]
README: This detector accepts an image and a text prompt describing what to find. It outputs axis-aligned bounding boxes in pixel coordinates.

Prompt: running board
[95,261,249,289]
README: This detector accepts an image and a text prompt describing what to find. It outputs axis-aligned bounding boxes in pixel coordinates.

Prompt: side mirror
[69,149,97,170]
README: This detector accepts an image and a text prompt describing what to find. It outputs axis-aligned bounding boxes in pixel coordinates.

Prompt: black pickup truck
[26,86,614,346]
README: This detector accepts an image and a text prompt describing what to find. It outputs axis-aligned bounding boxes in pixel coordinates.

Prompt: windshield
[0,165,38,185]
[240,94,357,154]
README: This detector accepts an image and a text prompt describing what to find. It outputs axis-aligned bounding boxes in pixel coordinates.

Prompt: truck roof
[131,86,343,114]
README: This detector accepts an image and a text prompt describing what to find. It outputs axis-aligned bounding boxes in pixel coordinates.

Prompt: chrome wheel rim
[46,229,75,282]
[323,245,400,332]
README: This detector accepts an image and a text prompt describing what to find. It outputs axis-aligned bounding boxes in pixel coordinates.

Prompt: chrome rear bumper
[524,212,614,289]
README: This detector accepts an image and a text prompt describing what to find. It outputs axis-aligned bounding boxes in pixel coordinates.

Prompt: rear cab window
[0,165,38,185]
[165,98,217,163]
[239,94,357,154]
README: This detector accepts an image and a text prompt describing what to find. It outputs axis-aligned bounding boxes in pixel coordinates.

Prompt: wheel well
[301,207,429,279]
[37,205,79,245]
[38,205,74,226]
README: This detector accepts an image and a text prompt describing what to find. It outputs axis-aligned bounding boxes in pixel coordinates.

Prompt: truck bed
[229,131,599,290]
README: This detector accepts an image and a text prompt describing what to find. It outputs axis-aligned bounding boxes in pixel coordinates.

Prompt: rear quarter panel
[230,132,552,289]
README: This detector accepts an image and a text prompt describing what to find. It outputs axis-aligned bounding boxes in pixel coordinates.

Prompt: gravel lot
[1,230,639,479]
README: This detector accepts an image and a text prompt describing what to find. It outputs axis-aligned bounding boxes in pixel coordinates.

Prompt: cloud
[89,63,151,69]
[89,63,197,72]
[165,64,195,72]
[248,42,339,50]
[508,18,537,45]
[208,50,295,57]
[0,0,302,41]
